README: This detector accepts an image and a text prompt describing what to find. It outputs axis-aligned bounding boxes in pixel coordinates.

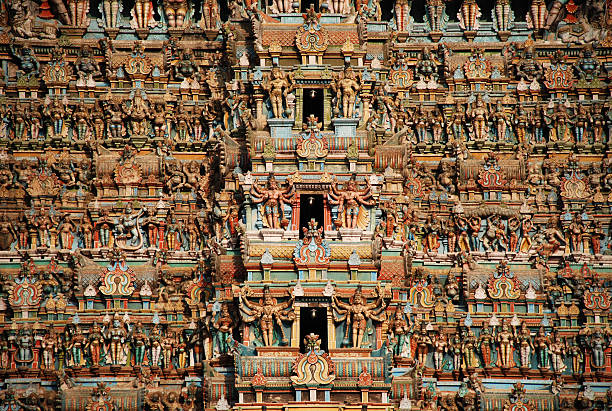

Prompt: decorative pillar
[327,307,336,349]
[291,193,300,231]
[295,88,304,129]
[323,196,331,232]
[291,306,300,348]
[323,88,331,130]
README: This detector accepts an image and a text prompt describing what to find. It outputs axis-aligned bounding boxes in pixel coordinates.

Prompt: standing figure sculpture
[149,325,163,367]
[239,286,295,347]
[433,332,448,370]
[328,176,376,230]
[103,315,129,366]
[87,323,104,366]
[262,67,294,119]
[568,337,583,374]
[491,100,510,141]
[549,333,567,373]
[271,0,294,13]
[163,0,190,28]
[162,330,175,369]
[426,0,447,32]
[496,322,515,368]
[331,66,361,118]
[250,174,294,229]
[132,322,148,366]
[448,101,466,141]
[212,303,235,356]
[388,305,410,357]
[332,286,386,348]
[478,325,494,368]
[41,329,58,370]
[15,326,34,367]
[415,325,432,365]
[67,325,86,367]
[462,329,479,368]
[589,329,606,369]
[516,323,533,368]
[468,95,489,141]
[199,0,219,29]
[534,327,550,369]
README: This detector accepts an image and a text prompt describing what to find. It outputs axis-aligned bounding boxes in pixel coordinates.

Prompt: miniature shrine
[0,0,612,410]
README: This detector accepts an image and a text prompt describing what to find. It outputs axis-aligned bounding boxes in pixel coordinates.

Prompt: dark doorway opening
[299,194,324,238]
[302,88,324,129]
[301,1,319,13]
[300,307,328,352]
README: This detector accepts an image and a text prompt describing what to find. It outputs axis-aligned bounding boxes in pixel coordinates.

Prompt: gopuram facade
[1,0,612,409]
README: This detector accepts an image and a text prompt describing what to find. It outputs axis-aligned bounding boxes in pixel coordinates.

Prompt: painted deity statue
[132,322,148,366]
[433,332,448,370]
[149,325,163,367]
[15,327,34,366]
[414,325,432,365]
[331,66,361,118]
[87,323,104,366]
[388,305,410,357]
[468,95,489,141]
[262,67,294,119]
[328,176,376,230]
[103,316,129,366]
[212,303,235,356]
[589,329,606,369]
[516,323,533,368]
[496,322,515,368]
[478,325,494,367]
[462,329,479,368]
[239,286,295,347]
[549,334,567,373]
[250,174,294,229]
[41,329,58,370]
[333,286,386,348]
[534,327,551,369]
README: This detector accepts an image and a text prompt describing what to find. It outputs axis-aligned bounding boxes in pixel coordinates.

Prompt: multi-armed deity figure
[331,66,361,118]
[328,175,375,230]
[332,285,386,348]
[262,67,294,119]
[250,174,294,229]
[122,90,152,137]
[239,285,295,346]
